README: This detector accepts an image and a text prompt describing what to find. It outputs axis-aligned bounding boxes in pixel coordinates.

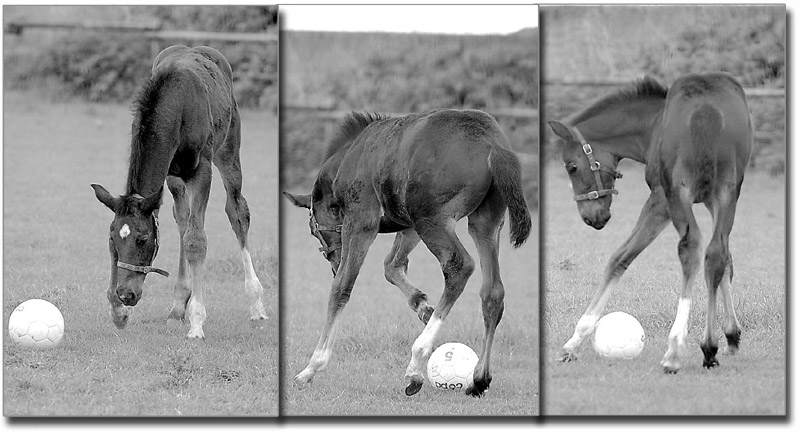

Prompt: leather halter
[571,127,623,202]
[116,200,170,277]
[309,202,342,259]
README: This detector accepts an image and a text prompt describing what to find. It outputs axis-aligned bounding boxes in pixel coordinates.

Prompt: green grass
[281,200,539,415]
[542,160,786,415]
[3,92,279,416]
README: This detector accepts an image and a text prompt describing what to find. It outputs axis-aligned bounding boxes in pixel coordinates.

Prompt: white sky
[280,4,537,35]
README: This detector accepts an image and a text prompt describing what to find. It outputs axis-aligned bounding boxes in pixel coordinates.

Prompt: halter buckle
[586,191,600,200]
[582,143,593,155]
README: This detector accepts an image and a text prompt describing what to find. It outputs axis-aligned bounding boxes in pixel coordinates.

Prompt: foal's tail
[690,104,723,202]
[488,147,532,248]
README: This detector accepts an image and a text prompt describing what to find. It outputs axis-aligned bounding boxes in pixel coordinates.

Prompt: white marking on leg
[295,321,340,385]
[119,224,130,239]
[406,316,444,381]
[662,297,691,369]
[562,279,616,356]
[670,297,691,347]
[563,313,600,353]
[241,248,267,320]
[186,294,206,339]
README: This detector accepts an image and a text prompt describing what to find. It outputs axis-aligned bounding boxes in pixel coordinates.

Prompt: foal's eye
[565,163,578,174]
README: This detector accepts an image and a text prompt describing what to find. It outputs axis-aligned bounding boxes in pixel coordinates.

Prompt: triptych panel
[1,3,786,422]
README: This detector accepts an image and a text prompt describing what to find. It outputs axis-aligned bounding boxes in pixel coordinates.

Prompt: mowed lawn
[281,192,539,415]
[3,92,279,416]
[542,160,785,415]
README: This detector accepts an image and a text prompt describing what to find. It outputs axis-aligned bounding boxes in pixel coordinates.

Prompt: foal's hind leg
[167,176,191,321]
[384,229,434,324]
[661,188,703,373]
[560,191,670,361]
[404,217,474,396]
[213,119,267,321]
[465,190,507,397]
[701,187,742,367]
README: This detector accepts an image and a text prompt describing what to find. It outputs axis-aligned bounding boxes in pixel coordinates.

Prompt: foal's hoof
[466,377,491,397]
[703,358,720,369]
[293,371,314,389]
[249,297,268,321]
[186,328,205,339]
[418,305,434,325]
[405,379,424,396]
[661,359,680,374]
[557,350,577,363]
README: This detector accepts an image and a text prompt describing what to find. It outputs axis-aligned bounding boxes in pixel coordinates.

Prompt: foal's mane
[126,68,178,193]
[570,76,668,124]
[324,112,388,161]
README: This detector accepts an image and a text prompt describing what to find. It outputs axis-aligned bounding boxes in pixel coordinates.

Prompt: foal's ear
[282,192,311,209]
[547,120,575,142]
[91,184,119,212]
[141,187,163,215]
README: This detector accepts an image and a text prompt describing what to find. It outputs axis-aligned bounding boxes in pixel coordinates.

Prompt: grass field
[542,161,786,415]
[2,92,279,416]
[281,199,539,415]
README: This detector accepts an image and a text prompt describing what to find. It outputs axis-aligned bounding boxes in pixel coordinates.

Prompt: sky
[280,4,537,35]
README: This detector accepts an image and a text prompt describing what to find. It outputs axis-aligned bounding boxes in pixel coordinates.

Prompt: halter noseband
[310,202,342,259]
[116,201,170,278]
[571,127,623,202]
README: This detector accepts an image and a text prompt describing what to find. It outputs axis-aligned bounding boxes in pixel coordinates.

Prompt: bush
[3,6,278,109]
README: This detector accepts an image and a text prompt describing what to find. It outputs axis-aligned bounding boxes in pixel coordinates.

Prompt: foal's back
[358,109,510,222]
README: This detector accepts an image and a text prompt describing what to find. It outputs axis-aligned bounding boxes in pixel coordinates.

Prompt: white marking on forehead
[119,224,131,239]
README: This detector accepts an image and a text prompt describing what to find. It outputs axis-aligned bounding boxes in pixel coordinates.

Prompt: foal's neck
[125,125,171,199]
[575,103,664,165]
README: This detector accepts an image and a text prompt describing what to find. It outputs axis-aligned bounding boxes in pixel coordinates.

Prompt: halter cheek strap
[571,127,623,202]
[310,203,342,259]
[116,214,170,278]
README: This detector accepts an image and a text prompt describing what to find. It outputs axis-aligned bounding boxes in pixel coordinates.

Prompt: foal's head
[548,121,622,230]
[92,184,166,328]
[284,184,343,277]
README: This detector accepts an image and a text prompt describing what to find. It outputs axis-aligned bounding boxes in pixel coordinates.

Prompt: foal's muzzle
[571,128,622,202]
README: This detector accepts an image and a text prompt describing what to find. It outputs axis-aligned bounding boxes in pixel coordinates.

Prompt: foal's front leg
[167,176,191,322]
[294,216,379,386]
[180,163,213,339]
[560,191,670,361]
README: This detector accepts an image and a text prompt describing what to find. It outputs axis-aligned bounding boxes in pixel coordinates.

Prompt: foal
[548,73,752,372]
[93,45,267,337]
[285,109,531,396]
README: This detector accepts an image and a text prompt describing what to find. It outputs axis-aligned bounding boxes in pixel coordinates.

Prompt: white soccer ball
[593,311,645,359]
[427,342,479,391]
[8,299,64,348]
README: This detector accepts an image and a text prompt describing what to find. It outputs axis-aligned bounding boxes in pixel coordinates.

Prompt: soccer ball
[427,342,479,391]
[8,299,64,348]
[593,311,645,359]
